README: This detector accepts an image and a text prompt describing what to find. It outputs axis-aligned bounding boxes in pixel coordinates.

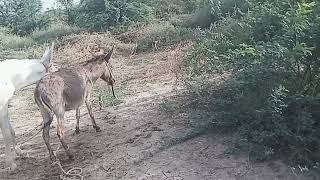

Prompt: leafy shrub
[174,0,250,28]
[140,0,202,19]
[0,27,35,50]
[68,0,154,32]
[31,23,82,43]
[136,22,193,52]
[0,0,49,36]
[185,0,320,168]
[145,0,188,19]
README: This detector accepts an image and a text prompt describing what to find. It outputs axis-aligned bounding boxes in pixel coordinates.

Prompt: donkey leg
[2,129,16,171]
[7,113,18,157]
[85,99,101,132]
[0,106,17,171]
[56,115,74,160]
[41,110,56,162]
[75,108,80,134]
[8,122,27,157]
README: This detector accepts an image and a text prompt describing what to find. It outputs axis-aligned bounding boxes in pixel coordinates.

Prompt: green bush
[172,0,250,28]
[185,0,320,168]
[31,23,82,43]
[0,0,49,36]
[67,0,154,32]
[136,22,193,52]
[0,27,35,50]
[140,0,202,19]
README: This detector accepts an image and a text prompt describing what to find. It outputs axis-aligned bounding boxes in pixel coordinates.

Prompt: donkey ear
[104,44,115,63]
[41,42,54,67]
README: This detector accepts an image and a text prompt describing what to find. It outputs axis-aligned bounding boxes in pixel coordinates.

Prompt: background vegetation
[1,0,320,174]
[185,0,320,169]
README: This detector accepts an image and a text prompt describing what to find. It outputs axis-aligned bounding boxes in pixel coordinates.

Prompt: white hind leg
[0,103,17,171]
[8,122,28,157]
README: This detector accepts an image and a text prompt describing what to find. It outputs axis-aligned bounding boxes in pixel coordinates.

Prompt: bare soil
[0,35,305,180]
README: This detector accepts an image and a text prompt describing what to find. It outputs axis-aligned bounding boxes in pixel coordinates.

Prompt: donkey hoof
[75,129,80,134]
[95,126,101,132]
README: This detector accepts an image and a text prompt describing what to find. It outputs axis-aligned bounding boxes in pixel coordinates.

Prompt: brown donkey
[34,46,115,161]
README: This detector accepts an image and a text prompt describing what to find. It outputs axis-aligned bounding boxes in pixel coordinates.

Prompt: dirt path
[0,40,302,179]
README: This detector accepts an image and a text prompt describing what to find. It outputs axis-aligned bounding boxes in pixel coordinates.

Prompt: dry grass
[53,32,118,65]
[167,42,193,83]
[30,31,190,101]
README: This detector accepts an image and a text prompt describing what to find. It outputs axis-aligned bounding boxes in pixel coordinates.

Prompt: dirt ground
[0,36,306,180]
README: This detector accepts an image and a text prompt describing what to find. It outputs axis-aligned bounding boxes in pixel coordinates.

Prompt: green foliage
[93,84,127,108]
[68,0,154,31]
[136,22,193,52]
[0,27,35,59]
[0,0,48,36]
[31,23,82,43]
[185,0,320,168]
[0,27,35,50]
[139,0,202,20]
[177,0,250,28]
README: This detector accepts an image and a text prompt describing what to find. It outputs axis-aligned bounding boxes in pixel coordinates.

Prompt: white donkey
[0,43,55,171]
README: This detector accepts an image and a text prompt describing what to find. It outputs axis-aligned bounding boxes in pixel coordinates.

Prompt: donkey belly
[65,99,84,111]
[64,82,85,111]
[58,69,87,111]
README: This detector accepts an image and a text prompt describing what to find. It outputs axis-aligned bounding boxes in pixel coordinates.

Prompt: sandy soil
[0,38,305,180]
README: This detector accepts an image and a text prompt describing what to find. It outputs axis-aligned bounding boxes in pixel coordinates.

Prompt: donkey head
[100,46,115,82]
[92,45,116,97]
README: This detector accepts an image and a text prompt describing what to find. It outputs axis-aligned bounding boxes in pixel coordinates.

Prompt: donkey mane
[81,54,105,65]
[81,45,114,66]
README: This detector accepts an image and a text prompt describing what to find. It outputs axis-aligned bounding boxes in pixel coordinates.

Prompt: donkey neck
[83,62,106,84]
[0,59,46,90]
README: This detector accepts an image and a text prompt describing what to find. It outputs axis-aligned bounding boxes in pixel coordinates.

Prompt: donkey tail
[34,84,53,114]
[34,84,54,129]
